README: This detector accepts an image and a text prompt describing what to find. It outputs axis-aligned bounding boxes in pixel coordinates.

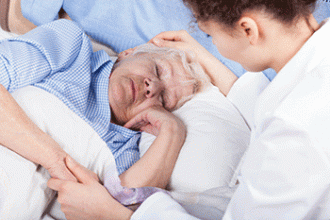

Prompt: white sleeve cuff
[131,192,198,220]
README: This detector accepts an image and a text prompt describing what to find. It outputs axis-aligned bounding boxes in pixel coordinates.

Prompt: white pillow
[139,85,250,193]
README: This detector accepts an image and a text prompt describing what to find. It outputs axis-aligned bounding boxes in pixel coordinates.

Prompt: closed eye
[155,65,166,107]
[160,92,165,107]
[155,65,160,77]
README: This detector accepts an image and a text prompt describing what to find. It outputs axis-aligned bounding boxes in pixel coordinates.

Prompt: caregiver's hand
[150,30,213,68]
[150,30,238,96]
[0,84,76,182]
[48,156,133,220]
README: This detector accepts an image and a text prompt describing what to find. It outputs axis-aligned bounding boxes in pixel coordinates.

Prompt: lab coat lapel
[254,19,330,128]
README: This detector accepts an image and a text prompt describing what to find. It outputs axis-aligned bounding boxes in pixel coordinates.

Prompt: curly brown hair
[183,0,317,28]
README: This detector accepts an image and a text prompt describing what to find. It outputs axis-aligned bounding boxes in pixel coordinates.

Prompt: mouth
[130,79,137,103]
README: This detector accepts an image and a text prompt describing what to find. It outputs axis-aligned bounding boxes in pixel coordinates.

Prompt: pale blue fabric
[20,0,330,81]
[21,0,249,78]
[0,19,140,175]
[19,0,329,88]
[314,0,330,23]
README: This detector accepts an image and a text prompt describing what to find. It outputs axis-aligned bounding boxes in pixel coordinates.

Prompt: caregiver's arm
[150,30,237,96]
[120,106,186,189]
[48,156,133,220]
[0,84,76,181]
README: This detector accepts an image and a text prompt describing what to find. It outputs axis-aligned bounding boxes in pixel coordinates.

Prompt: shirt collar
[91,50,113,73]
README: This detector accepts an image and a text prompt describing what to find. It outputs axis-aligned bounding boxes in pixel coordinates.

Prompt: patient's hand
[124,106,186,137]
[121,106,186,188]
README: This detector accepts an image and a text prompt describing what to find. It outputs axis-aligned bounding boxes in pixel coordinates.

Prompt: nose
[144,78,162,99]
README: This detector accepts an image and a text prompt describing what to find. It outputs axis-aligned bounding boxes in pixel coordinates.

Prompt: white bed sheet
[0,85,116,219]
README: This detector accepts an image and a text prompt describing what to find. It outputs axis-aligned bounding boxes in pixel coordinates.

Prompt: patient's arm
[120,106,186,189]
[0,84,76,181]
[150,30,238,96]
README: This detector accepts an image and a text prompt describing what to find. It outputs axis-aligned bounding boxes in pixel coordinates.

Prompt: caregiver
[47,0,330,219]
[149,0,330,219]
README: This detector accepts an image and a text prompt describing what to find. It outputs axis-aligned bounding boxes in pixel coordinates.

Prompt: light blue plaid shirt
[0,19,140,175]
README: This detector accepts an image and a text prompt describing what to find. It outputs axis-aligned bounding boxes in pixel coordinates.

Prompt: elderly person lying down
[0,19,210,217]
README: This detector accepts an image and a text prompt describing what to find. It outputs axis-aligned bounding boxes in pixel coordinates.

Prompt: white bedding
[0,87,244,220]
[0,86,116,219]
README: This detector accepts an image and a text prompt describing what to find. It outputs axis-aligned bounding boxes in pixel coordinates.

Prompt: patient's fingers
[65,156,99,184]
[124,119,149,131]
[139,124,159,135]
[124,111,149,131]
[125,106,184,137]
[124,108,163,136]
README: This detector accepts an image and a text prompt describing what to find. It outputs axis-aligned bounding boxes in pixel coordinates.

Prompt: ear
[117,47,137,61]
[237,17,259,45]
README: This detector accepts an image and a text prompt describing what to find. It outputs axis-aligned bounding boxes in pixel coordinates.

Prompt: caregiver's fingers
[49,175,133,220]
[151,38,182,49]
[150,30,203,58]
[65,156,99,184]
[47,161,77,182]
[47,177,68,192]
[151,30,189,43]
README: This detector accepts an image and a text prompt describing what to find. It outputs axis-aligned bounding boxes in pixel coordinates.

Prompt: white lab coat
[130,19,330,220]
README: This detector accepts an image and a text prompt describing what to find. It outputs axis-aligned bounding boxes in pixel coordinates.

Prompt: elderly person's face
[108,44,208,125]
